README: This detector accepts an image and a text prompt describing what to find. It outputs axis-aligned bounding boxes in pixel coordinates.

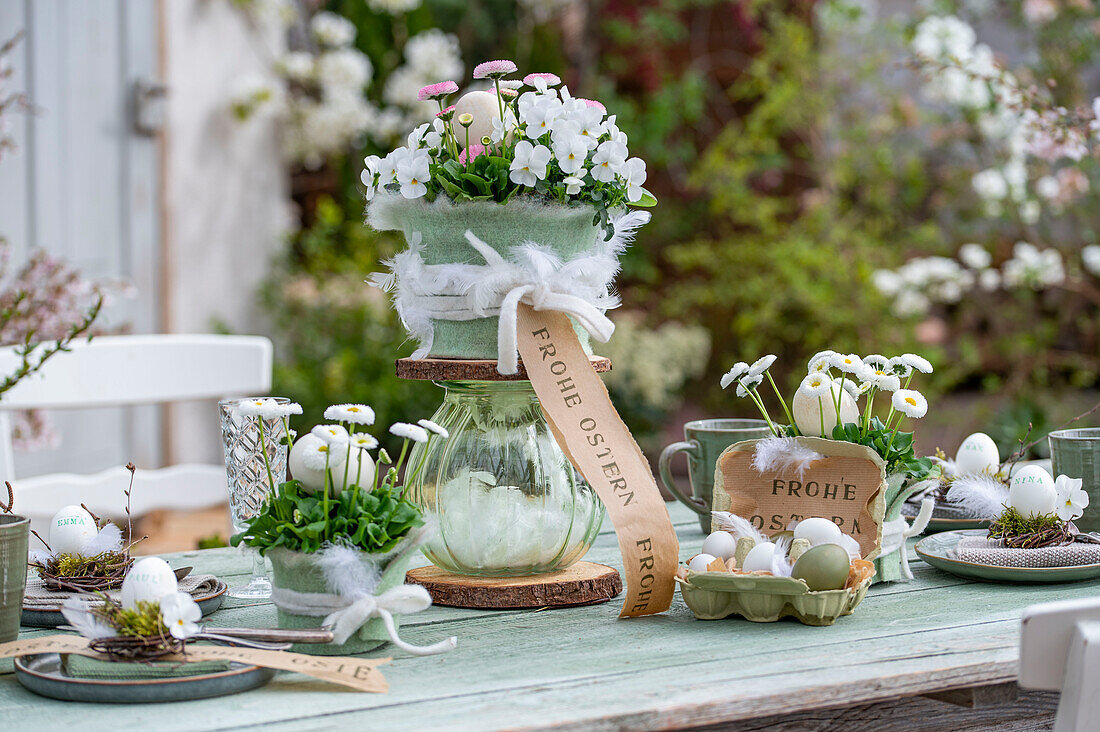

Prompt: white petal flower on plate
[748,354,777,378]
[552,135,588,175]
[418,418,450,438]
[1055,475,1089,521]
[390,422,430,443]
[900,353,934,374]
[509,141,551,187]
[720,361,750,389]
[311,424,350,445]
[621,157,647,202]
[591,140,627,183]
[160,591,202,640]
[396,151,431,199]
[892,389,928,419]
[324,404,376,425]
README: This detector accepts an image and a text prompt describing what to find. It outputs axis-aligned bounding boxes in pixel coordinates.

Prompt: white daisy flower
[390,422,429,443]
[830,353,864,374]
[350,433,379,451]
[324,403,376,425]
[836,376,867,399]
[807,353,834,374]
[861,354,889,371]
[736,375,763,398]
[1055,475,1089,522]
[417,419,450,438]
[900,353,934,374]
[311,424,349,445]
[861,366,901,392]
[748,354,777,378]
[300,439,345,471]
[892,389,928,419]
[720,362,750,389]
[798,372,832,397]
[887,356,913,378]
[238,398,300,420]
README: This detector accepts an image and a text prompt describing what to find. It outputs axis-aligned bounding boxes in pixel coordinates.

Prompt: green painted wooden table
[0,502,1074,730]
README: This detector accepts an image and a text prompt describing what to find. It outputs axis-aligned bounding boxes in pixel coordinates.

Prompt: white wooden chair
[1020,596,1100,731]
[0,334,273,537]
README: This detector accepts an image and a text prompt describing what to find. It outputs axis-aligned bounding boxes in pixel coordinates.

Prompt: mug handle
[659,440,707,515]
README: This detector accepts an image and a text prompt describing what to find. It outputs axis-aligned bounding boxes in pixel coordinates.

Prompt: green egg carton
[676,564,874,626]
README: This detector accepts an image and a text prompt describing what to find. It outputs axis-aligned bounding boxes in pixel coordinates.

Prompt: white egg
[1008,465,1058,518]
[955,432,1000,476]
[452,91,500,147]
[48,505,97,556]
[120,557,179,610]
[333,447,376,492]
[793,517,843,546]
[793,384,859,437]
[686,553,718,573]
[701,531,737,560]
[741,542,777,572]
[288,434,329,492]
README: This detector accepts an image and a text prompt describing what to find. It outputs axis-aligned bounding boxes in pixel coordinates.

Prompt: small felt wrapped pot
[0,514,29,642]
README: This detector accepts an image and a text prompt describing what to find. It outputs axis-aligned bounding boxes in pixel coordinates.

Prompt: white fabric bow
[880,494,935,580]
[321,584,457,655]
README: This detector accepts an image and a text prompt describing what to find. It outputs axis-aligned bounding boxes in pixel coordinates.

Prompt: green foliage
[831,418,936,481]
[98,599,168,638]
[231,480,424,556]
[988,506,1062,540]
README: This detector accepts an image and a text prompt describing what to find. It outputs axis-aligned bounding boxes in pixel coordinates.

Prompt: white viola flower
[423,119,447,150]
[553,135,588,175]
[892,389,928,419]
[830,353,863,374]
[417,418,450,438]
[390,422,430,443]
[1083,245,1100,277]
[900,353,934,374]
[522,97,562,139]
[407,122,431,150]
[396,151,431,199]
[604,114,628,147]
[621,157,647,202]
[380,148,408,186]
[361,154,382,195]
[591,140,627,183]
[720,361,750,389]
[563,173,586,196]
[311,424,350,445]
[573,106,606,149]
[61,597,115,640]
[748,354,777,378]
[324,404,376,425]
[959,243,992,270]
[736,375,764,398]
[798,372,832,398]
[509,140,551,187]
[1055,475,1089,521]
[300,438,345,471]
[490,109,518,143]
[161,591,202,640]
[350,433,379,451]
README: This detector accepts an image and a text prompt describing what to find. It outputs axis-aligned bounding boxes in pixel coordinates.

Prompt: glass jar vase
[405,380,605,576]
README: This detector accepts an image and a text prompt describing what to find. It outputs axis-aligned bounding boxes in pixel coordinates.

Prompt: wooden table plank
[0,502,1078,730]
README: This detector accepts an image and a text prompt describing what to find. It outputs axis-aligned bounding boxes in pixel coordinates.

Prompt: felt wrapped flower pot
[369,195,646,367]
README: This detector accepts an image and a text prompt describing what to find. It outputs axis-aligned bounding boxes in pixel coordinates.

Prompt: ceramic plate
[915,529,1100,584]
[20,580,228,628]
[14,653,275,703]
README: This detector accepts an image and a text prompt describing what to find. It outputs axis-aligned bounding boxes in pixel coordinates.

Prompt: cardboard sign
[0,635,390,692]
[712,437,887,559]
[515,305,679,617]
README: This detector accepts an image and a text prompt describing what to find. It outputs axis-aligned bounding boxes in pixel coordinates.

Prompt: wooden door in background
[0,0,163,478]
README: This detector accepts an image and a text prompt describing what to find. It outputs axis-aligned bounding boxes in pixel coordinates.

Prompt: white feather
[80,523,123,556]
[752,437,824,478]
[61,596,116,640]
[711,511,768,546]
[946,474,1008,519]
[317,543,382,598]
[771,535,793,577]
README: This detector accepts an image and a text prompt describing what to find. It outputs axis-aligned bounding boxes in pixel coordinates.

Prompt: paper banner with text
[0,635,390,692]
[515,305,679,617]
[713,437,887,559]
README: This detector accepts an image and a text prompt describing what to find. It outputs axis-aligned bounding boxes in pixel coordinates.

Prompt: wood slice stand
[406,562,622,609]
[396,355,612,381]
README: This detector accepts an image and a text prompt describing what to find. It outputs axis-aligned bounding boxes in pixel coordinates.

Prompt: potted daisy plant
[230,399,456,656]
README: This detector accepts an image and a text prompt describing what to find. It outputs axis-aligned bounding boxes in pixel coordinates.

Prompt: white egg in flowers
[701,531,737,560]
[792,381,859,438]
[288,434,330,492]
[48,505,97,555]
[120,557,179,610]
[1008,465,1058,518]
[741,542,778,572]
[955,432,1000,476]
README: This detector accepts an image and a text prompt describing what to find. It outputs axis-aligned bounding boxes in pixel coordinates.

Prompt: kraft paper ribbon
[515,304,679,617]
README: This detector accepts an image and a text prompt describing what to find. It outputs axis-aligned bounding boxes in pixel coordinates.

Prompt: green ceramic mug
[659,419,773,533]
[0,513,29,642]
[1050,428,1100,534]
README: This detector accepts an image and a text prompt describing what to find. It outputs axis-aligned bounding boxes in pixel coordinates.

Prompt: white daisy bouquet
[362,60,655,237]
[720,351,937,482]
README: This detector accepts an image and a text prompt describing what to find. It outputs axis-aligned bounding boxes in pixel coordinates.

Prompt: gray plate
[20,581,228,628]
[14,653,274,703]
[915,529,1100,584]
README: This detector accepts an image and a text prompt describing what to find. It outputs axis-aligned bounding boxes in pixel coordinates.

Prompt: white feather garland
[752,437,824,478]
[946,474,1009,520]
[711,511,768,546]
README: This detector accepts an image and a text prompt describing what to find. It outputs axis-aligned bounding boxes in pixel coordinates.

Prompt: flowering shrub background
[236,0,1100,457]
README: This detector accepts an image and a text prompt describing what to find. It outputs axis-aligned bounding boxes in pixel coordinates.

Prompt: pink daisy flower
[523,72,561,88]
[459,143,486,165]
[436,105,456,121]
[579,99,606,113]
[473,60,518,80]
[418,80,459,101]
[493,87,519,99]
